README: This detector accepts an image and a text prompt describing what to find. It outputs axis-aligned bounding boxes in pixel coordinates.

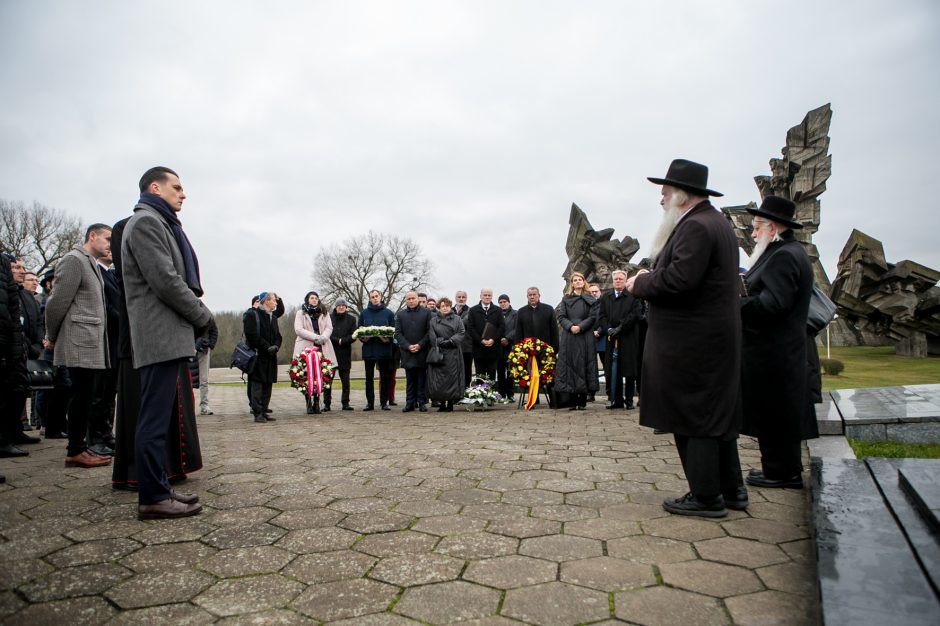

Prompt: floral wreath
[508,338,556,389]
[288,347,336,396]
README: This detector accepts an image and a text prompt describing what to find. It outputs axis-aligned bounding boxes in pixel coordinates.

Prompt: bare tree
[0,199,83,275]
[312,231,434,313]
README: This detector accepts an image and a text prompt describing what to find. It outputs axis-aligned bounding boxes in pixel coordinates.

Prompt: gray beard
[647,204,682,260]
[749,232,782,267]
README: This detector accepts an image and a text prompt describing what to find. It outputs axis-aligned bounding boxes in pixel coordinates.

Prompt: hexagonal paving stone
[119,541,217,573]
[354,531,438,557]
[461,503,530,521]
[0,533,72,561]
[606,535,697,564]
[395,581,500,624]
[199,545,295,577]
[463,555,557,589]
[275,527,359,553]
[434,532,518,560]
[292,578,399,622]
[340,511,413,534]
[487,517,561,539]
[392,500,461,517]
[536,479,594,493]
[660,559,764,598]
[132,517,215,545]
[44,537,142,568]
[369,553,464,586]
[329,497,392,514]
[613,585,727,625]
[530,504,598,522]
[756,560,817,596]
[694,536,789,569]
[559,556,655,592]
[0,557,53,590]
[722,518,809,544]
[5,595,118,626]
[202,523,288,549]
[281,549,375,584]
[564,517,641,540]
[105,569,214,608]
[502,581,609,626]
[63,519,149,541]
[641,516,727,542]
[564,489,630,508]
[201,506,279,527]
[501,489,564,506]
[0,589,25,618]
[600,502,669,521]
[20,563,133,602]
[329,613,422,625]
[725,589,814,625]
[107,602,217,625]
[270,508,346,530]
[411,514,487,536]
[519,534,603,562]
[194,574,304,617]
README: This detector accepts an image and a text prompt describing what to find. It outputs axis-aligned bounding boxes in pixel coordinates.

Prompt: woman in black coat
[329,298,358,411]
[244,291,282,423]
[428,298,466,411]
[554,272,598,410]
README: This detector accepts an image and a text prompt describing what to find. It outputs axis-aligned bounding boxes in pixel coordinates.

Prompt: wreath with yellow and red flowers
[507,338,556,389]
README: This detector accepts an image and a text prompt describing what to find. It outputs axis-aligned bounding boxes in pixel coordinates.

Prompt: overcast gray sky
[2,0,937,312]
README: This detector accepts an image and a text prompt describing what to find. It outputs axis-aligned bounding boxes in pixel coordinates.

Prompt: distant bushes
[820,358,845,376]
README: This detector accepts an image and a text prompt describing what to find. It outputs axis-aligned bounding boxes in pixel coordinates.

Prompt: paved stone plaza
[1,385,818,625]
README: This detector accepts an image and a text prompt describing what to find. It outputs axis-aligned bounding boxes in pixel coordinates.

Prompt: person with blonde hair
[554,272,598,410]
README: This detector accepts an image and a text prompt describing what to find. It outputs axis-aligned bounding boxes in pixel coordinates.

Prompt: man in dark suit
[515,286,558,407]
[0,252,30,461]
[597,270,643,410]
[465,288,504,381]
[627,158,745,518]
[394,290,432,412]
[88,250,120,455]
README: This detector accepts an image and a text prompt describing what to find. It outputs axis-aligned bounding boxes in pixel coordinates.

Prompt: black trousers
[404,367,427,407]
[462,352,473,388]
[758,438,803,479]
[364,359,392,407]
[473,357,497,381]
[248,380,273,416]
[0,366,26,445]
[496,355,514,398]
[89,366,118,444]
[136,359,181,505]
[674,434,744,501]
[66,368,101,457]
[336,367,351,406]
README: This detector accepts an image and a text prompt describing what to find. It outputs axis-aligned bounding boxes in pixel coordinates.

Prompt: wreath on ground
[459,375,503,410]
[288,347,336,396]
[352,326,395,339]
[508,338,556,389]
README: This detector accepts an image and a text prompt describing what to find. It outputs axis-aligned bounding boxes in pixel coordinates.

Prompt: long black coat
[632,201,742,437]
[515,302,559,350]
[18,286,44,359]
[394,305,432,369]
[466,303,504,359]
[554,293,598,394]
[101,267,121,367]
[597,290,643,378]
[741,232,818,441]
[1,254,27,390]
[245,307,281,384]
[329,310,358,370]
[428,311,466,401]
[499,307,518,358]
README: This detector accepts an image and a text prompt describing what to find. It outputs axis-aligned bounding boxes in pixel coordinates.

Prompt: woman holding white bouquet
[294,291,336,414]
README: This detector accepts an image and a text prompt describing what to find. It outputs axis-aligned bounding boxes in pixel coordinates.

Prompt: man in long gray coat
[627,159,745,518]
[122,166,212,520]
[44,224,113,469]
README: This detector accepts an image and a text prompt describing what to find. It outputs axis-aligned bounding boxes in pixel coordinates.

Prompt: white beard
[748,230,781,267]
[647,202,682,260]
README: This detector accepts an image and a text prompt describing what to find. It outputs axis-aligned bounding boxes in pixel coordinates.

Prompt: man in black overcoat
[329,297,358,410]
[740,196,816,489]
[597,270,643,410]
[465,287,504,381]
[515,286,558,407]
[627,159,745,518]
[394,291,432,412]
[245,292,281,423]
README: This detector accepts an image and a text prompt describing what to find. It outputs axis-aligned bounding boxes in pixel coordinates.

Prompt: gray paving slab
[0,384,820,624]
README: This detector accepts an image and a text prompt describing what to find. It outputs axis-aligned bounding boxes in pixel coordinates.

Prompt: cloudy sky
[2,1,937,313]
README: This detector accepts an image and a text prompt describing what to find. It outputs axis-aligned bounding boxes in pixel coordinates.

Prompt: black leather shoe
[653,429,668,435]
[418,404,428,412]
[723,487,749,510]
[88,443,115,456]
[138,499,202,520]
[0,444,29,458]
[402,405,415,413]
[748,468,763,478]
[606,404,624,410]
[746,474,803,489]
[264,408,273,414]
[342,405,354,411]
[363,405,374,412]
[625,403,635,410]
[14,433,41,444]
[45,431,68,439]
[662,493,727,518]
[388,401,398,406]
[381,405,391,411]
[264,414,276,420]
[253,415,268,423]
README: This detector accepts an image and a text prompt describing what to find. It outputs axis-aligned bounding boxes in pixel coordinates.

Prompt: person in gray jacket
[43,224,113,469]
[122,166,211,520]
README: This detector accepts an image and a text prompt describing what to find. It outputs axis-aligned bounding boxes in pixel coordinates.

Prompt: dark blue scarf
[136,193,203,297]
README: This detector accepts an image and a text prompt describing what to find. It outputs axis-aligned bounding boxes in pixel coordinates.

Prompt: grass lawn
[819,346,940,392]
[848,439,940,459]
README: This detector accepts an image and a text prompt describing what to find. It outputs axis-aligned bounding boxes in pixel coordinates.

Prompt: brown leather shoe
[138,499,202,520]
[65,450,112,468]
[170,491,199,505]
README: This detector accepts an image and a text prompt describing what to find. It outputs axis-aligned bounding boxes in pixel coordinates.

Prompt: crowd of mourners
[0,158,822,521]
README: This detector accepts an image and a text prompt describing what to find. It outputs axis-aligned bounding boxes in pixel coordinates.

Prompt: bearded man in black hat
[740,196,817,489]
[626,158,746,518]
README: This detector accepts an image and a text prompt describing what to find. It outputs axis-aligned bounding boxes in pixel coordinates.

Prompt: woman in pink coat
[294,291,337,413]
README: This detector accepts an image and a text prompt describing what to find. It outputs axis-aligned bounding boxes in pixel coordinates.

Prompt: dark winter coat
[18,285,44,359]
[394,305,432,369]
[358,302,396,361]
[632,201,742,437]
[244,307,281,384]
[100,266,121,367]
[428,311,466,401]
[741,232,818,441]
[111,216,134,361]
[499,306,518,357]
[597,289,643,378]
[1,254,27,390]
[466,303,504,359]
[554,293,598,394]
[515,302,559,350]
[453,303,473,353]
[329,310,358,370]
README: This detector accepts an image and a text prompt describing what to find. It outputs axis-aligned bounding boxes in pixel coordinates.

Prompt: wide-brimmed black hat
[647,159,723,197]
[747,195,802,230]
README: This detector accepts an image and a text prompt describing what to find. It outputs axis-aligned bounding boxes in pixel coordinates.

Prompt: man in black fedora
[626,158,746,518]
[740,195,817,489]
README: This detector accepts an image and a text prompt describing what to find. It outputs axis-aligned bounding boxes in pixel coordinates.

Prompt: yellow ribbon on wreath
[525,355,540,410]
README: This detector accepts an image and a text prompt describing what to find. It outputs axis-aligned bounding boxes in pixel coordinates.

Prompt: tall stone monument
[562,203,640,291]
